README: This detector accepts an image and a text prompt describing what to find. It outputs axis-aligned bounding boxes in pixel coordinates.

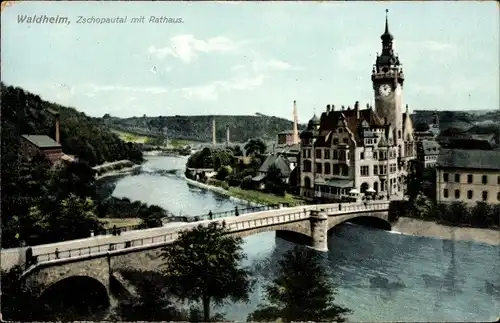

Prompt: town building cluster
[259,12,500,206]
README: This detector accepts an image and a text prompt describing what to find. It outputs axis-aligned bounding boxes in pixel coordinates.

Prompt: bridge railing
[102,204,289,234]
[25,201,389,270]
[28,206,301,266]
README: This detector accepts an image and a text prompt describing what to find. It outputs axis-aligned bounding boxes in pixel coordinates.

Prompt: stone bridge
[7,201,390,304]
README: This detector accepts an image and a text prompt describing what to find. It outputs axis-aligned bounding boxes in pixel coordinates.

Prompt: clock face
[378,84,392,97]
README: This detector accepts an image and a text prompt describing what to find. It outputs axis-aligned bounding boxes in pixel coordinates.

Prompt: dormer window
[338,128,343,134]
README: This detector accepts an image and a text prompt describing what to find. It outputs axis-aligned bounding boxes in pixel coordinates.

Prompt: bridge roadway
[2,201,389,272]
[2,201,391,301]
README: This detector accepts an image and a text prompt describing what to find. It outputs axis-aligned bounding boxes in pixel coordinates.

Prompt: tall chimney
[292,100,299,145]
[55,112,60,143]
[212,119,216,146]
[226,125,230,146]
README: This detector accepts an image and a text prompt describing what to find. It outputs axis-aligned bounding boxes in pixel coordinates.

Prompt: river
[107,156,500,322]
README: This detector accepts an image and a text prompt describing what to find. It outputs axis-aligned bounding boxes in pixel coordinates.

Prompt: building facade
[20,135,63,164]
[298,13,416,201]
[436,149,500,205]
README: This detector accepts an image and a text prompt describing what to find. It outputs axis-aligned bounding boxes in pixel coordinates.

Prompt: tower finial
[381,9,393,42]
[385,9,389,34]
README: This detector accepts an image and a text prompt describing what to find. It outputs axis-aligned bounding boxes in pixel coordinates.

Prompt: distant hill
[100,115,307,143]
[412,110,500,132]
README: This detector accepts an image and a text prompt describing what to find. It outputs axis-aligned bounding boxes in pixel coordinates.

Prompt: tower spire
[385,9,389,34]
[381,9,394,42]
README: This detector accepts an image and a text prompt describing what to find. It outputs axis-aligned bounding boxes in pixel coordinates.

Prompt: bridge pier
[310,210,328,252]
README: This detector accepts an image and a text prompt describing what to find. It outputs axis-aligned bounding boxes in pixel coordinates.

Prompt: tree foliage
[1,83,145,247]
[248,247,352,322]
[160,222,254,322]
[244,138,267,156]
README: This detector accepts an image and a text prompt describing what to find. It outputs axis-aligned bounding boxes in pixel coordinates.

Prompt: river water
[109,156,500,322]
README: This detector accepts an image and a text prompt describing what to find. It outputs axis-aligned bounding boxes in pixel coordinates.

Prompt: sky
[1,1,499,121]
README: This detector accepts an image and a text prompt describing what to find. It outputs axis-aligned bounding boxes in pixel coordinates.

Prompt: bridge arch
[231,221,312,243]
[327,213,391,232]
[39,275,110,320]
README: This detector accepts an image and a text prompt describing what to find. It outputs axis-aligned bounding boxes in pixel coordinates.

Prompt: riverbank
[393,217,500,246]
[185,177,499,245]
[184,177,305,207]
[95,164,142,180]
[184,177,264,207]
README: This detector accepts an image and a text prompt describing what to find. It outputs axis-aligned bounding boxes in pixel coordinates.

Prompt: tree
[160,222,253,322]
[244,138,267,157]
[470,202,492,228]
[248,247,352,322]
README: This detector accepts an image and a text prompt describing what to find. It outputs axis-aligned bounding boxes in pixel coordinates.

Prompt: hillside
[100,114,307,143]
[412,110,500,133]
[1,83,143,166]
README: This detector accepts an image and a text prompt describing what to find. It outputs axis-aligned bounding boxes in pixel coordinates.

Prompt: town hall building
[299,12,416,201]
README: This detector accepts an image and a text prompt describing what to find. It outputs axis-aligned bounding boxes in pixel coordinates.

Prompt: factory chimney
[292,100,299,145]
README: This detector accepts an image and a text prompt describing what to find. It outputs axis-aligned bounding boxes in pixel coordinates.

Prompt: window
[303,160,312,172]
[454,189,460,199]
[482,175,488,184]
[315,163,322,174]
[315,149,322,159]
[467,174,473,184]
[482,191,488,201]
[455,174,460,183]
[443,189,448,198]
[333,164,340,175]
[373,152,378,159]
[307,149,311,158]
[343,138,349,144]
[333,150,338,159]
[361,166,369,176]
[443,173,449,182]
[497,176,500,185]
[373,165,378,175]
[333,138,339,145]
[324,163,331,175]
[324,150,330,159]
[497,192,500,201]
[467,190,473,199]
[341,165,349,176]
[360,152,365,160]
[338,128,343,133]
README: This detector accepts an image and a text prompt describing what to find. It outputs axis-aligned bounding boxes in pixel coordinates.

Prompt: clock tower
[372,10,405,141]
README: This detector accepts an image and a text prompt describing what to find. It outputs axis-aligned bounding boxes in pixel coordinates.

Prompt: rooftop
[436,149,500,171]
[21,135,61,149]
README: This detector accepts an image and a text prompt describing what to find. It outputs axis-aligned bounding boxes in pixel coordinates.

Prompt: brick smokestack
[292,100,299,145]
[226,125,230,146]
[55,112,60,143]
[212,119,216,146]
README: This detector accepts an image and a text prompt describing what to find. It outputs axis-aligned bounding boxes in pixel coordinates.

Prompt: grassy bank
[203,178,305,206]
[101,217,142,229]
[112,129,150,143]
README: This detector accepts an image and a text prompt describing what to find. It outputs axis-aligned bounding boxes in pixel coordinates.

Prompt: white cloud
[85,84,169,95]
[231,64,245,71]
[148,35,248,63]
[180,74,268,101]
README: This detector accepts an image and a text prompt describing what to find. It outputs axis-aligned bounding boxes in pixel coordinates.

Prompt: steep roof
[437,149,500,171]
[315,107,386,146]
[418,140,441,155]
[258,154,291,177]
[21,135,61,149]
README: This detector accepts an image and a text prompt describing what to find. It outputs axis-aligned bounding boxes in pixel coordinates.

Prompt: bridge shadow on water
[37,276,110,321]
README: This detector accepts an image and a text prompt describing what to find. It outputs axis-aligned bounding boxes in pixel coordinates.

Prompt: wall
[436,167,500,205]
